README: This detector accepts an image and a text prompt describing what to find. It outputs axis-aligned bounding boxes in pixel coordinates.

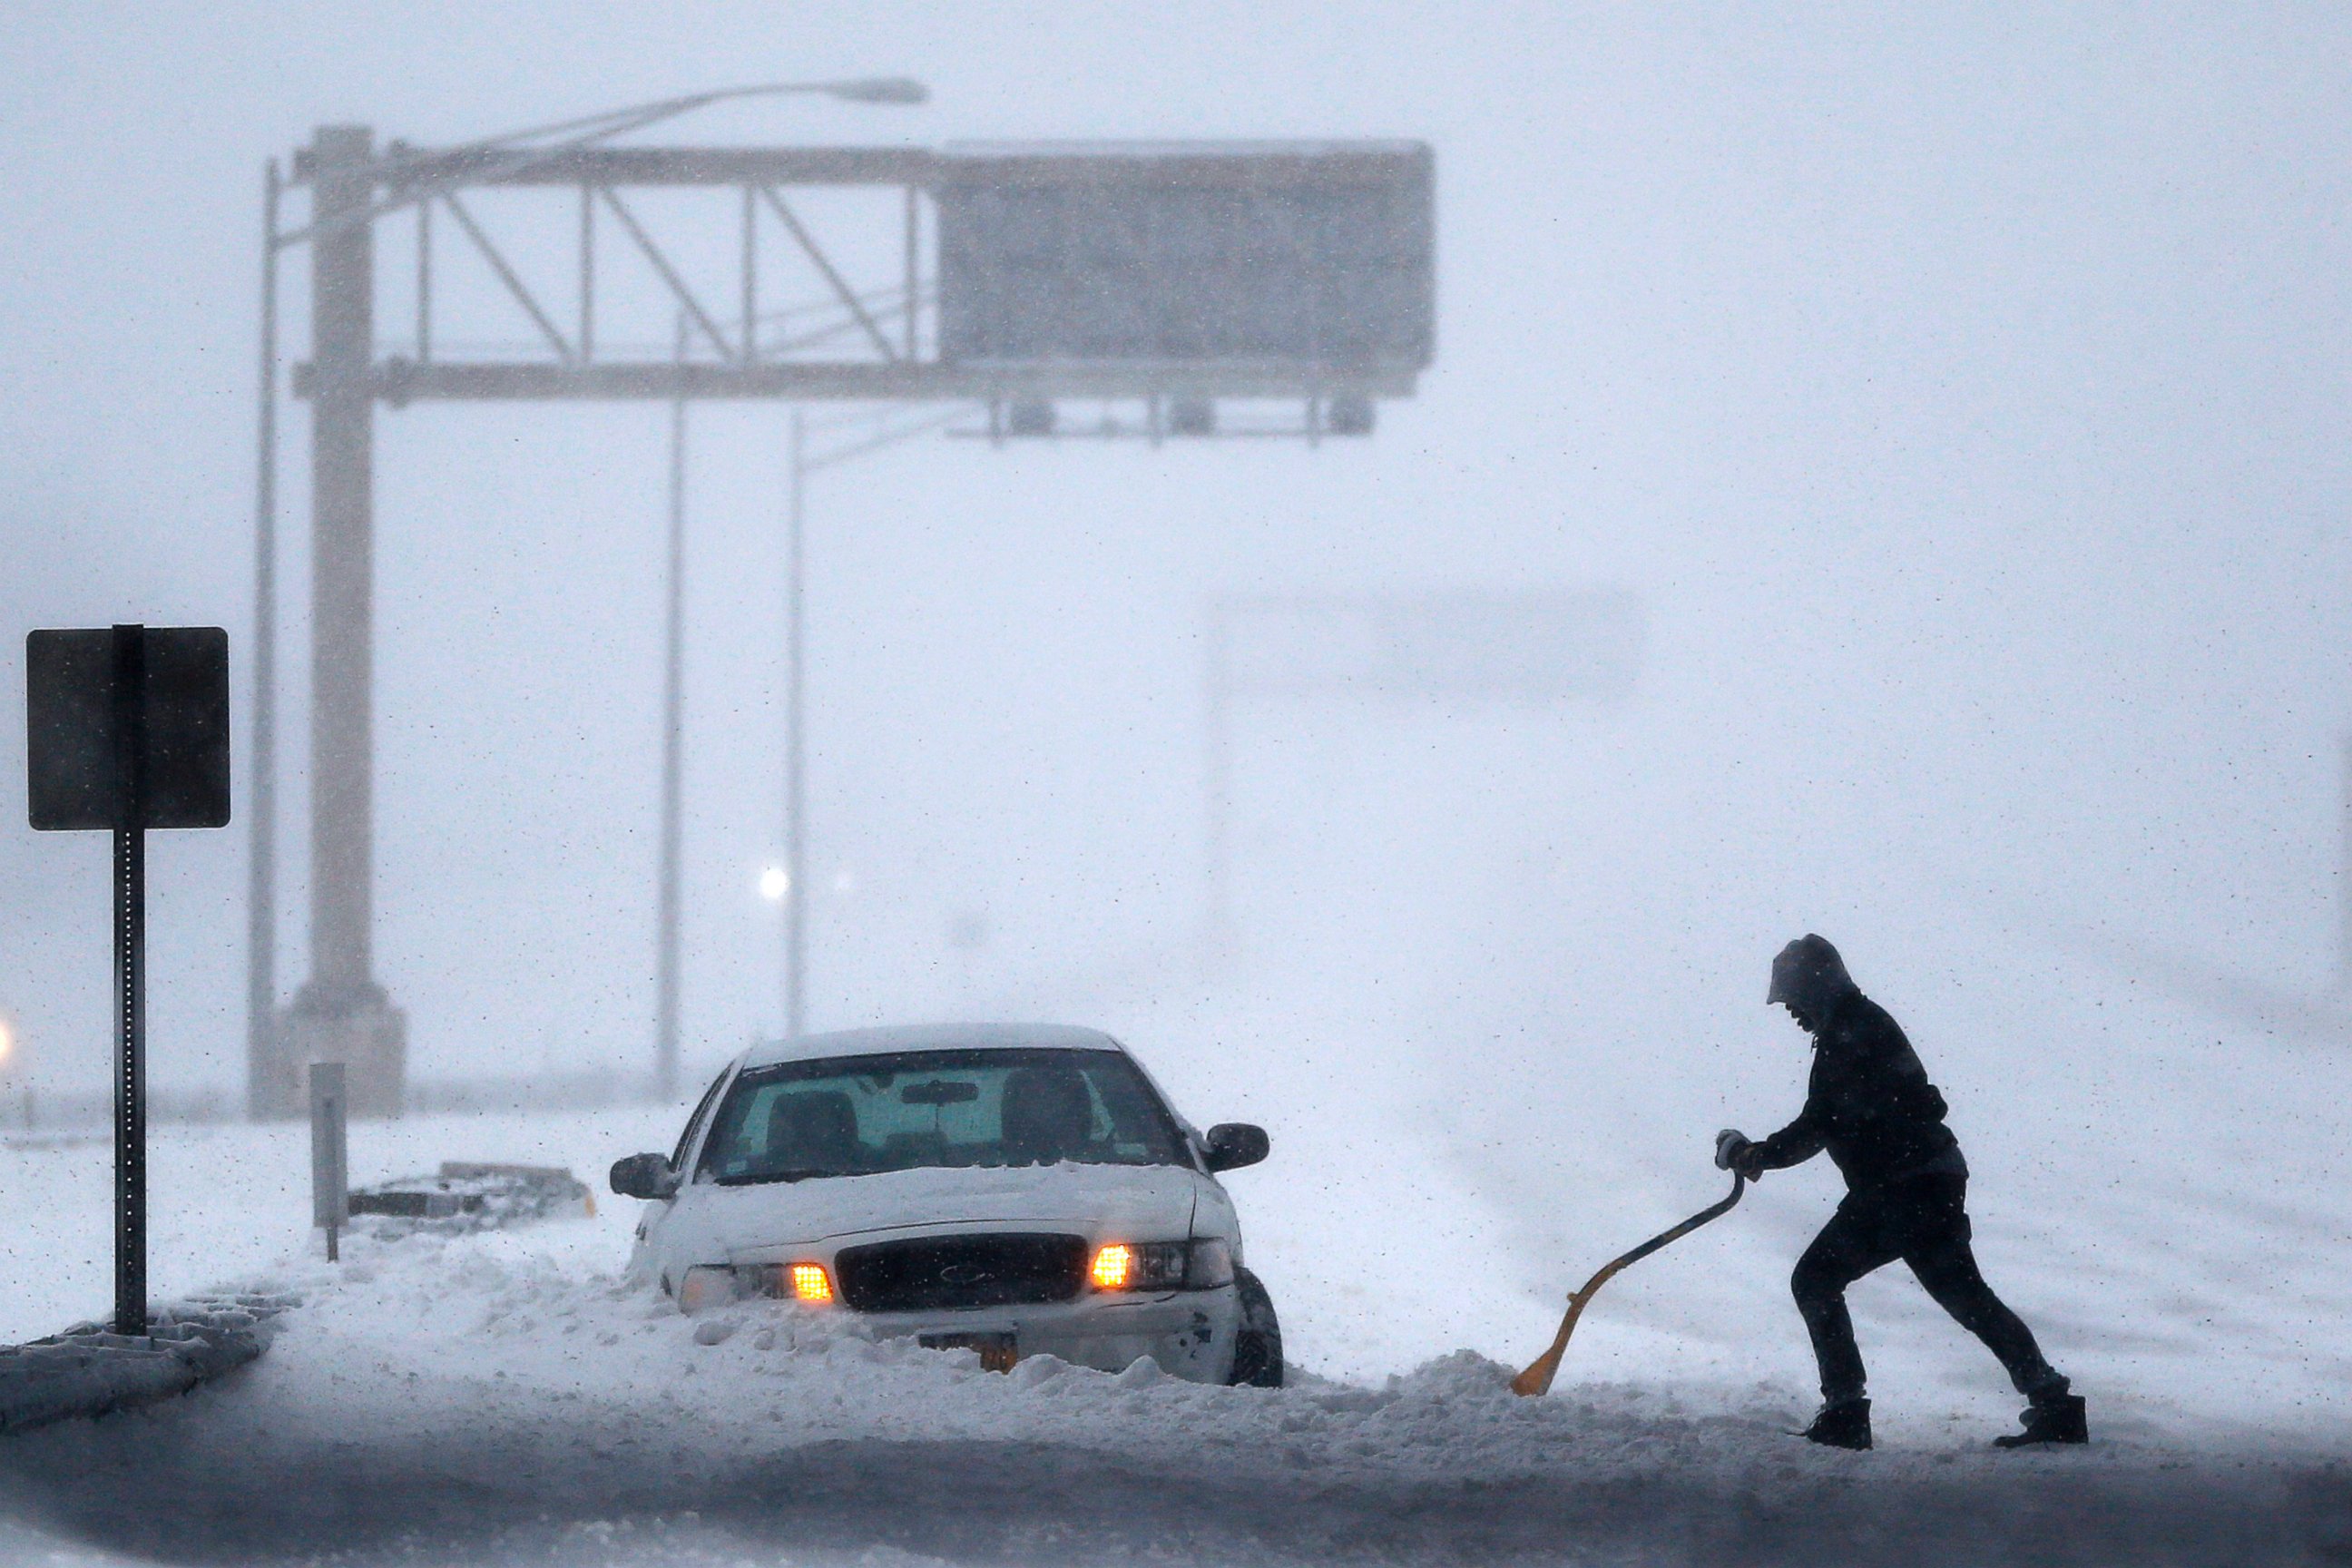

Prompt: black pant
[1791,1173,2063,1406]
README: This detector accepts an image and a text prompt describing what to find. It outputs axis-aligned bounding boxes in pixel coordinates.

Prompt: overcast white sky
[2,5,2348,1107]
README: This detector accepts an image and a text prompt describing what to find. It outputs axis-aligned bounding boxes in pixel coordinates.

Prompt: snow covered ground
[0,963,2346,1565]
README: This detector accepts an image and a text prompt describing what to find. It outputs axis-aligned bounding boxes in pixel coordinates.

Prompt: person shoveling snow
[1717,934,2087,1451]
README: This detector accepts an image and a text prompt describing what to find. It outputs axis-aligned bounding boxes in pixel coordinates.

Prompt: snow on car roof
[739,1023,1125,1072]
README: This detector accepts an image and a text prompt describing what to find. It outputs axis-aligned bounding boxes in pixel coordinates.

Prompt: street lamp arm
[808,78,928,104]
[455,80,927,153]
[404,80,929,166]
[277,78,927,250]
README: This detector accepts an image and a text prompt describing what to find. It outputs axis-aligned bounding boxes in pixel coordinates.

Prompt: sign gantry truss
[252,121,1434,1118]
[290,140,1431,407]
[296,144,926,404]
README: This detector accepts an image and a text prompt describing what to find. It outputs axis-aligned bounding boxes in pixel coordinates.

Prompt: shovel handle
[1509,1171,1745,1397]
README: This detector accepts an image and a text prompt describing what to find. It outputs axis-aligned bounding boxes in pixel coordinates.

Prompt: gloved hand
[1715,1128,1761,1179]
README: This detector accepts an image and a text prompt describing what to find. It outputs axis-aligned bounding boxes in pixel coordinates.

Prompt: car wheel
[1228,1267,1283,1388]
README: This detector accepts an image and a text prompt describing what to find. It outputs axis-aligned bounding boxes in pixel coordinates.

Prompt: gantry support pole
[275,125,407,1117]
[310,124,377,1008]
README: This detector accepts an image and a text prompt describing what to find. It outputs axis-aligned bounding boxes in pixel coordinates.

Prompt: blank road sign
[936,143,1435,376]
[26,627,230,830]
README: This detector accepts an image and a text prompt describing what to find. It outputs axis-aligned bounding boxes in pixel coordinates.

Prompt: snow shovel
[1509,1171,1746,1397]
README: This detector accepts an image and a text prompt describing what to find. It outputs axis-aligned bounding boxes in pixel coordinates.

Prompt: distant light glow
[789,1262,833,1305]
[759,866,789,902]
[1090,1243,1134,1291]
[0,1019,14,1067]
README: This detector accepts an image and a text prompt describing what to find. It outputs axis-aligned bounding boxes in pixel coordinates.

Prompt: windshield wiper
[714,1167,833,1186]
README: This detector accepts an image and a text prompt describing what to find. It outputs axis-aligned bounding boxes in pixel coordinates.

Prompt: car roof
[737,1022,1127,1072]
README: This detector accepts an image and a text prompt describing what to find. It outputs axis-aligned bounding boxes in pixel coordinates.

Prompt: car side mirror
[610,1152,680,1201]
[1202,1123,1269,1173]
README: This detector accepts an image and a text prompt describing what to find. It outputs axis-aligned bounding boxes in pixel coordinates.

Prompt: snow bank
[0,1201,2337,1566]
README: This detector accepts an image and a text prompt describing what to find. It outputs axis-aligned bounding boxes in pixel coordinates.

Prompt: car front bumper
[851,1284,1241,1383]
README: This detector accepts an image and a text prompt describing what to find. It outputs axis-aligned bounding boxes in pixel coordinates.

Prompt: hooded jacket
[1752,936,1965,1191]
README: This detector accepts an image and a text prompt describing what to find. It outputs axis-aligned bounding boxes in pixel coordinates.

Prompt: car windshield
[693,1047,1189,1185]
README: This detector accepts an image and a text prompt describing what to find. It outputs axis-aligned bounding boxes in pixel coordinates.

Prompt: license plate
[920,1330,1017,1372]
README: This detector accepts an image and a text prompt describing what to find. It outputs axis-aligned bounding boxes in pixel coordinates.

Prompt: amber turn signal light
[1089,1243,1134,1290]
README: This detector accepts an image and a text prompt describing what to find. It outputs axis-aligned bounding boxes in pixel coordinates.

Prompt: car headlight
[677,1265,737,1314]
[676,1261,835,1312]
[1089,1239,1234,1292]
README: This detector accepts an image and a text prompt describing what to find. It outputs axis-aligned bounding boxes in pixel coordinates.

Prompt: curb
[0,1294,299,1435]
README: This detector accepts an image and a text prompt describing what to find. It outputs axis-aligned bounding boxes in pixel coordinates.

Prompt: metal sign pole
[27,622,230,1338]
[309,1062,348,1260]
[109,624,148,1337]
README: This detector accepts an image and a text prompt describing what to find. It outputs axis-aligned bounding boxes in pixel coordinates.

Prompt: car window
[671,1069,730,1171]
[694,1048,1187,1185]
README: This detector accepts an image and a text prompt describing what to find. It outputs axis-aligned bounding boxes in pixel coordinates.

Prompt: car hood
[691,1161,1205,1255]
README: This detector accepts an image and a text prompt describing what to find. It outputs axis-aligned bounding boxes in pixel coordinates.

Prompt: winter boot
[1994,1392,2087,1448]
[1799,1397,1872,1451]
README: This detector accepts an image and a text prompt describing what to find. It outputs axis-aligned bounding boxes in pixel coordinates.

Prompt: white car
[611,1024,1282,1387]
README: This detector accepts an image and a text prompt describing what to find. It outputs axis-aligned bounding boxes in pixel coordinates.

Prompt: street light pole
[1202,597,1235,972]
[246,160,282,1119]
[785,408,808,1039]
[632,85,925,1079]
[654,314,688,1102]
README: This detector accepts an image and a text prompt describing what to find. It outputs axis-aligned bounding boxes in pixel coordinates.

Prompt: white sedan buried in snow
[610,1024,1282,1386]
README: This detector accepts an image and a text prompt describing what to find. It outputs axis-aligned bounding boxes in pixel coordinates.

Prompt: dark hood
[1767,934,1857,1019]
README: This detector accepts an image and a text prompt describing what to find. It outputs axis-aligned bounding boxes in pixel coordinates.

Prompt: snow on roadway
[0,1016,2344,1565]
[0,1210,2335,1566]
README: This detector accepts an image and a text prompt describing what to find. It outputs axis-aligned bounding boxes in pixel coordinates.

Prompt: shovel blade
[1510,1350,1563,1398]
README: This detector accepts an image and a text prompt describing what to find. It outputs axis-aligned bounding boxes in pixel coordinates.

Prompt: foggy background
[2,1,2347,1226]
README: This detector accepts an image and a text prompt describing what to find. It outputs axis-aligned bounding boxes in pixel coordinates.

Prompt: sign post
[26,624,230,1335]
[107,628,149,1334]
[309,1062,348,1261]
